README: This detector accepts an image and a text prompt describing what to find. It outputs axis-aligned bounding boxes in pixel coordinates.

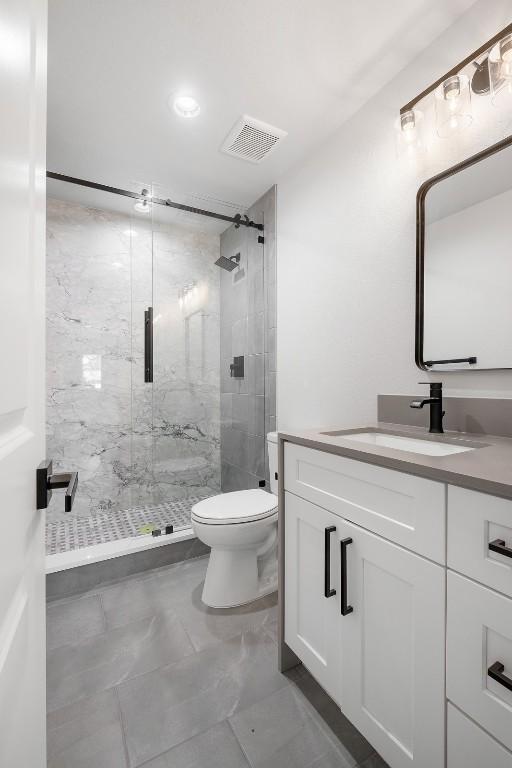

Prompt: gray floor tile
[47,689,119,754]
[286,666,374,766]
[358,753,390,768]
[117,629,287,767]
[47,594,105,651]
[175,589,278,652]
[101,557,207,629]
[47,609,194,712]
[229,685,356,768]
[48,722,127,768]
[47,689,127,768]
[140,722,250,768]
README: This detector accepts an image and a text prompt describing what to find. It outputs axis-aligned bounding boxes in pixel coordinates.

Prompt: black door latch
[37,460,78,512]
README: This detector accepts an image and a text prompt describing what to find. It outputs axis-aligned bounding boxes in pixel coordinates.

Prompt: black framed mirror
[416,134,512,371]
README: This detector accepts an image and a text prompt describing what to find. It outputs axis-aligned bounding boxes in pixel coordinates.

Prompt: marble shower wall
[219,186,277,491]
[46,197,221,523]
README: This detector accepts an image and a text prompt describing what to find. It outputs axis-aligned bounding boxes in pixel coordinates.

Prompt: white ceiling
[48,0,478,217]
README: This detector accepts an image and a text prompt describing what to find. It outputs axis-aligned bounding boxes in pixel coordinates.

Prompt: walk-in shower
[45,174,276,571]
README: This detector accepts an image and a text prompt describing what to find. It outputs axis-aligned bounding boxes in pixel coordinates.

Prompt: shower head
[215,254,240,272]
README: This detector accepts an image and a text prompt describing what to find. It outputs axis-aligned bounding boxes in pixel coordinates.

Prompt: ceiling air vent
[221,115,287,164]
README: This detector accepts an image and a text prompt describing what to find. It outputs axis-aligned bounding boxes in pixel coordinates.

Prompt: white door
[340,521,445,768]
[284,492,341,703]
[0,0,47,766]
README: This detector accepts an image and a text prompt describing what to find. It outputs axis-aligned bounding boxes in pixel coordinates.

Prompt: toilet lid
[191,489,278,525]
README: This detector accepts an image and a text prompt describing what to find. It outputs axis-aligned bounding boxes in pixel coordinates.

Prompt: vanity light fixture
[489,33,512,106]
[435,74,472,137]
[398,22,512,146]
[396,108,424,154]
[173,95,201,118]
[134,189,151,214]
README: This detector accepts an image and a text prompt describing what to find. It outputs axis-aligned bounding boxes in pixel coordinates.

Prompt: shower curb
[46,536,209,601]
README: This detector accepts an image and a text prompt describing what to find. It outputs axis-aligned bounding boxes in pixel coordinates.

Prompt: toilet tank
[267,432,278,495]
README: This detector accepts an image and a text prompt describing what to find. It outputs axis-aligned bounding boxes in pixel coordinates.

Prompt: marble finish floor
[46,555,389,768]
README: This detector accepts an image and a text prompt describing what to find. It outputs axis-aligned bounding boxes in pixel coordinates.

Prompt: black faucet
[410,382,445,434]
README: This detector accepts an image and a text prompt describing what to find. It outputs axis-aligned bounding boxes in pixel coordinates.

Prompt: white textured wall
[277,0,512,432]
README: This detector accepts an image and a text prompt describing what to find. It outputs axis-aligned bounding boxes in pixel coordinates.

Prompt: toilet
[191,432,279,608]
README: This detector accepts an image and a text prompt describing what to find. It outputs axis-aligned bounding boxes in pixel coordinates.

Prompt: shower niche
[45,177,276,560]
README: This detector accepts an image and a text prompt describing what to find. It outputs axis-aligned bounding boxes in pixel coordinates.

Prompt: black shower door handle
[488,661,512,692]
[144,306,153,383]
[324,526,336,598]
[489,539,512,559]
[340,537,353,616]
[37,460,78,512]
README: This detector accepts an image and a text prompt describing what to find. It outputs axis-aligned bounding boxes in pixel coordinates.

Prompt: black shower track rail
[46,171,264,231]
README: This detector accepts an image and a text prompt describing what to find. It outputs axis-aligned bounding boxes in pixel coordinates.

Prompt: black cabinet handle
[488,661,512,692]
[324,526,336,598]
[144,306,153,383]
[489,539,512,559]
[340,537,353,616]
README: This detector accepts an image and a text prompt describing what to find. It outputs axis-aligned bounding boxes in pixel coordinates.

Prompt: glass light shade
[395,108,424,155]
[435,74,472,138]
[489,34,512,106]
[134,197,151,214]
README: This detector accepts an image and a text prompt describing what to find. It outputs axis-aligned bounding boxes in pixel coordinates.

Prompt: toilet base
[201,546,277,609]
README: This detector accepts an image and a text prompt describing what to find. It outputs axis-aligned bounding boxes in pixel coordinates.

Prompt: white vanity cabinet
[446,486,512,765]
[283,444,446,768]
[282,440,512,768]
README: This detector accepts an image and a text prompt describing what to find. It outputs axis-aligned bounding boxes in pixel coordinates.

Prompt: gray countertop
[279,423,512,500]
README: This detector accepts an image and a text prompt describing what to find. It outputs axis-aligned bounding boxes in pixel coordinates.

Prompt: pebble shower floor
[45,496,208,555]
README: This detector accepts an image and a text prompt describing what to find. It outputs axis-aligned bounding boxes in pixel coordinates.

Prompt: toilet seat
[191,489,278,525]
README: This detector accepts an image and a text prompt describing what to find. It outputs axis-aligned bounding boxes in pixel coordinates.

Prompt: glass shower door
[149,198,222,516]
[45,180,151,554]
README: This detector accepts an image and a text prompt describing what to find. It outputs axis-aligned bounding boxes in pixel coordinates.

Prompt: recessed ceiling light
[173,95,201,118]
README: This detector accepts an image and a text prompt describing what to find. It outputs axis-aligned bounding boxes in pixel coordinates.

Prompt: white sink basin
[330,432,475,457]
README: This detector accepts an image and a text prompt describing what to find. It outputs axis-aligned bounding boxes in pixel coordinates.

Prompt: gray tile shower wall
[46,198,221,525]
[219,186,277,492]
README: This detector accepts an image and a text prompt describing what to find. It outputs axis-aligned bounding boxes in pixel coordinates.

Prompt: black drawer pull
[340,537,353,616]
[489,539,512,559]
[324,526,336,598]
[488,661,512,692]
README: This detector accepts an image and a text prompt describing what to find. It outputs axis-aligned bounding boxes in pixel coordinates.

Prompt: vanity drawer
[447,571,512,752]
[448,486,512,597]
[284,442,446,562]
[447,704,512,768]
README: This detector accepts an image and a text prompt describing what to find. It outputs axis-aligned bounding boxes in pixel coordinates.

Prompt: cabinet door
[284,492,342,703]
[447,704,512,768]
[447,571,512,752]
[340,521,445,768]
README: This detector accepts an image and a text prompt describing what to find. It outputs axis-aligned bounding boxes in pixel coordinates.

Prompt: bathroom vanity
[278,426,512,768]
